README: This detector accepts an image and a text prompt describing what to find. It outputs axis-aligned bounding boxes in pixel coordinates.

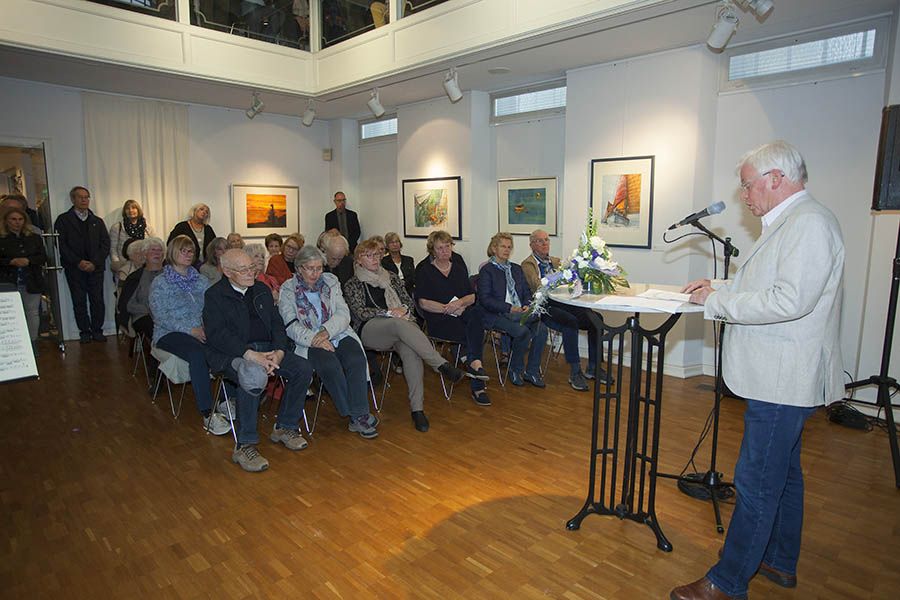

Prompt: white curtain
[82,92,189,240]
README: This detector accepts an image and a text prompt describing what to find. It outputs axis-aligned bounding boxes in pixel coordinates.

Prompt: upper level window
[321,0,389,49]
[491,83,566,123]
[722,18,888,91]
[402,0,451,19]
[191,1,310,51]
[84,0,176,20]
[360,117,398,142]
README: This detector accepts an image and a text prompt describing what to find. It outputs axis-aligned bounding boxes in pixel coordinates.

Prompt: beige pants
[360,317,446,411]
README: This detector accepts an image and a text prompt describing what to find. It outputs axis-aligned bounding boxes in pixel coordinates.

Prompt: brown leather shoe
[669,577,747,600]
[717,547,797,588]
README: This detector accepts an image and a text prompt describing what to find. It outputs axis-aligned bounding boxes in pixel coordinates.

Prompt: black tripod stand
[659,221,740,533]
[844,221,900,488]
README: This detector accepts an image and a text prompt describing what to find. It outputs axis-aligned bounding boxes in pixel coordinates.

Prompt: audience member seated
[381,231,415,297]
[149,235,228,435]
[199,237,227,283]
[478,232,548,388]
[521,229,600,391]
[118,238,147,290]
[279,245,379,439]
[264,233,283,268]
[0,203,46,348]
[204,249,314,472]
[246,243,279,301]
[344,239,471,433]
[225,232,245,249]
[370,235,386,257]
[322,232,354,286]
[109,199,155,286]
[167,203,216,265]
[415,230,491,406]
[118,237,165,342]
[266,233,304,287]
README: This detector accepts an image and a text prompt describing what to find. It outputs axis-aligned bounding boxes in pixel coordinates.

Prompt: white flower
[592,257,619,274]
[582,251,590,259]
[562,269,573,280]
[540,277,549,286]
[589,236,606,251]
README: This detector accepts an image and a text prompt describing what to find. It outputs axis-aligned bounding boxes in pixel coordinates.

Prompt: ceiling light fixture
[707,1,739,51]
[740,0,774,18]
[301,99,316,127]
[367,88,385,118]
[245,91,264,119]
[443,67,463,103]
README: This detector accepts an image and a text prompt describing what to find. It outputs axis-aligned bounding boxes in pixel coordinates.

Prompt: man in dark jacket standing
[55,186,110,343]
[324,191,361,252]
[203,249,314,472]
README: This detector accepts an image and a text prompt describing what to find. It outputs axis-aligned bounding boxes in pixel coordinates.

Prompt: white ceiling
[0,0,894,120]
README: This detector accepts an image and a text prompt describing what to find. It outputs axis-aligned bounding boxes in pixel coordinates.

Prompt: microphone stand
[659,220,739,533]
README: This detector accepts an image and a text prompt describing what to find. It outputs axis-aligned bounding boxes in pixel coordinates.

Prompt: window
[722,18,888,91]
[83,0,176,21]
[491,83,566,123]
[191,0,309,51]
[360,117,398,142]
[321,0,389,49]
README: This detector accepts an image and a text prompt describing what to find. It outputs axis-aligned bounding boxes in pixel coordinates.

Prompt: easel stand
[659,221,739,533]
[844,221,900,488]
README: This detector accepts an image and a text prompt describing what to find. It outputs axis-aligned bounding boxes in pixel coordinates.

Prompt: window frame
[490,80,567,125]
[359,115,398,144]
[720,17,889,93]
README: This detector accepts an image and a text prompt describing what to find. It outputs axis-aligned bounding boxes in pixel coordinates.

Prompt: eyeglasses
[740,170,773,191]
[178,248,195,255]
[362,252,380,259]
[229,266,255,275]
[300,265,323,273]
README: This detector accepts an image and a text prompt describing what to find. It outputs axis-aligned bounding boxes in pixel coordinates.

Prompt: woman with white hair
[109,199,155,284]
[116,237,165,342]
[246,243,280,301]
[167,203,216,265]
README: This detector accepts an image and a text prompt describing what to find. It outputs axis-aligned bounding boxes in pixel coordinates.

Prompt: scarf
[123,217,147,240]
[293,273,332,331]
[533,253,554,278]
[162,264,203,295]
[490,257,520,307]
[353,263,404,310]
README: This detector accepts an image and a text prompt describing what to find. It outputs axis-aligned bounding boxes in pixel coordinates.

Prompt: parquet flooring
[1,338,898,599]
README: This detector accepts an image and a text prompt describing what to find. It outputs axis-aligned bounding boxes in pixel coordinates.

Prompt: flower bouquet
[521,209,628,323]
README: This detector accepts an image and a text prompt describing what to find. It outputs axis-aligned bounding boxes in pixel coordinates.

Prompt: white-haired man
[671,141,845,600]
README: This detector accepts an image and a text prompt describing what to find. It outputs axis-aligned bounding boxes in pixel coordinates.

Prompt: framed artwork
[497,177,558,236]
[402,176,462,239]
[231,184,299,238]
[589,156,655,249]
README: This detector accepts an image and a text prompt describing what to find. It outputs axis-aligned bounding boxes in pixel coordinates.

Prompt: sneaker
[232,444,269,472]
[394,365,403,374]
[411,410,430,432]
[569,370,590,392]
[472,390,492,406]
[306,386,316,398]
[348,414,379,439]
[508,371,525,386]
[523,372,546,388]
[465,364,490,381]
[270,426,309,450]
[218,397,237,418]
[363,413,380,428]
[203,412,231,436]
[437,362,466,384]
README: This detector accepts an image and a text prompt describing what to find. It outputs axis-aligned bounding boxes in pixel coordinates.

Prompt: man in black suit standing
[324,191,361,252]
[55,186,111,343]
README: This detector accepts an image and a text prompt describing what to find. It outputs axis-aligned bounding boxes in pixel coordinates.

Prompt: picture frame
[497,176,558,236]
[231,184,299,238]
[402,176,462,239]
[589,156,655,249]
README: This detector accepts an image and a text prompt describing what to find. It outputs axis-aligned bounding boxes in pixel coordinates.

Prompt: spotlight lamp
[707,1,739,51]
[367,88,385,118]
[245,92,264,119]
[302,99,316,127]
[740,0,774,18]
[443,67,463,103]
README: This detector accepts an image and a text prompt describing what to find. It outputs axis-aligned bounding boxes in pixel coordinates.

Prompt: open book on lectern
[0,291,39,383]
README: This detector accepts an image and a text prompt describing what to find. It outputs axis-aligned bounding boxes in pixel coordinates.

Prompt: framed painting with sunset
[231,184,299,238]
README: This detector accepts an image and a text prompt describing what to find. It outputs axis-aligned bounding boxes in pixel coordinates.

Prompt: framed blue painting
[497,176,558,235]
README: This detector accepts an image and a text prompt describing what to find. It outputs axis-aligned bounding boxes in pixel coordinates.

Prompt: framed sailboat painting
[589,156,655,249]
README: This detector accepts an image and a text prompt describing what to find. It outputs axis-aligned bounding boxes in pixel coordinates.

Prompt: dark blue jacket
[477,261,534,328]
[202,277,291,374]
[54,207,110,269]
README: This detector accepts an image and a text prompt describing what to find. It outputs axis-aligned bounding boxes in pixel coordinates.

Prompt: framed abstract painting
[589,156,655,249]
[402,176,462,239]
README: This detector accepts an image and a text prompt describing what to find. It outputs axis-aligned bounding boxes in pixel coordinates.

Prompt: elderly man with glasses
[203,249,314,473]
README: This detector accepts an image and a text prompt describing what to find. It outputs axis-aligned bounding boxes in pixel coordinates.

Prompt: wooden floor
[1,338,898,599]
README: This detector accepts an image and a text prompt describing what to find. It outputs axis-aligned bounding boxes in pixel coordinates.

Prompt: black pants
[64,267,105,335]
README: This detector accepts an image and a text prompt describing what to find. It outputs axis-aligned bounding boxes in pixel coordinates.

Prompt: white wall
[359,138,399,241]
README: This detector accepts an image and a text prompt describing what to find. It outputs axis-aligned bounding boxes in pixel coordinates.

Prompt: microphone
[667,201,726,230]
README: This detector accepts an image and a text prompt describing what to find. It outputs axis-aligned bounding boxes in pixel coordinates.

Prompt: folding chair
[211,373,240,445]
[128,320,150,387]
[150,346,190,418]
[261,375,312,436]
[541,326,564,377]
[428,336,464,403]
[487,329,512,386]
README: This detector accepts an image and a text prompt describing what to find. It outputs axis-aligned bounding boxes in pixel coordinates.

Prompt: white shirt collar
[761,189,806,230]
[230,282,248,296]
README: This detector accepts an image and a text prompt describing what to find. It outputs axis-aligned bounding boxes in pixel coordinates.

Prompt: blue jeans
[491,314,547,377]
[707,399,817,596]
[224,342,313,446]
[157,332,214,414]
[308,338,369,419]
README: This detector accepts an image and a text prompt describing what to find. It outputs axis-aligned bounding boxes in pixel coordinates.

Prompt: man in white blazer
[671,141,845,600]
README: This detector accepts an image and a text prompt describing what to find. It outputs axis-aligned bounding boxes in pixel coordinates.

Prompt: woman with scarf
[477,232,548,388]
[278,245,378,439]
[149,235,230,436]
[109,199,155,285]
[344,239,472,433]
